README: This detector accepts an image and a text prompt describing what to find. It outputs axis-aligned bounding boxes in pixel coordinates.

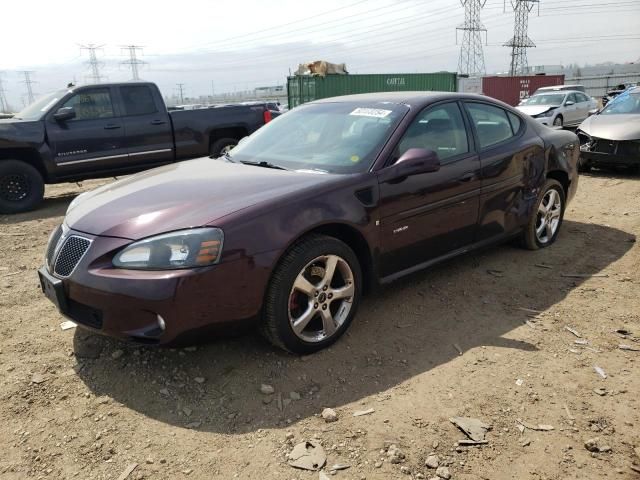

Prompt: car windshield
[600,91,640,115]
[226,101,409,173]
[522,94,565,106]
[13,90,68,120]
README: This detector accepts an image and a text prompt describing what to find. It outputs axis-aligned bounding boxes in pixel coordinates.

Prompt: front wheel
[262,235,362,354]
[553,115,563,127]
[521,179,566,250]
[0,160,45,214]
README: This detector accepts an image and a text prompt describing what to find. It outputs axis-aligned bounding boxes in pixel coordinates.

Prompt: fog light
[157,314,166,332]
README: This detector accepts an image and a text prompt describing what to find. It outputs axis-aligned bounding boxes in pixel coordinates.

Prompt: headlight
[113,228,224,270]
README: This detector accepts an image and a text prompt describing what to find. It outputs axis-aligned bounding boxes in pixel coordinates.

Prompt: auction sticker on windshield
[349,107,392,118]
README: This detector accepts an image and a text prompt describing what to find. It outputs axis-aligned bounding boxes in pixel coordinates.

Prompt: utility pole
[20,71,36,105]
[504,0,540,75]
[176,83,185,104]
[457,0,487,77]
[121,45,146,80]
[80,44,105,83]
[0,72,10,113]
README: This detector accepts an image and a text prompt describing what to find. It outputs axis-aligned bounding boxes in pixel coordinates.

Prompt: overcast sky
[1,0,639,108]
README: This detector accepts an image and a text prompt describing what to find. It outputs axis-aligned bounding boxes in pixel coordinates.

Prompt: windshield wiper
[240,160,289,171]
[223,152,236,162]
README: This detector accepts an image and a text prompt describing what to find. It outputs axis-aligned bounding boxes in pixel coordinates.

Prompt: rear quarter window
[466,102,516,150]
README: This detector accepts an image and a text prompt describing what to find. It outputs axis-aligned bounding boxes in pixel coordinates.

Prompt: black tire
[261,234,362,354]
[209,138,238,157]
[520,179,566,250]
[553,115,563,127]
[0,160,45,214]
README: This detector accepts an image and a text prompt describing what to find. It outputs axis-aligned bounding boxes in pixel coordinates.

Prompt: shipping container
[287,72,457,108]
[481,75,565,106]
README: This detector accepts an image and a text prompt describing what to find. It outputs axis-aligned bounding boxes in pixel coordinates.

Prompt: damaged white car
[577,86,640,172]
[517,91,597,127]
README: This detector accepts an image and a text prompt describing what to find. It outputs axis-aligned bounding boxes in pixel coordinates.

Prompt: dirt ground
[1,172,639,480]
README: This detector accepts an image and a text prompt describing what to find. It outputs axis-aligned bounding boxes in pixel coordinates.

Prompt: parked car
[38,92,579,353]
[0,82,274,213]
[533,84,586,94]
[601,83,637,107]
[516,90,597,127]
[576,86,640,171]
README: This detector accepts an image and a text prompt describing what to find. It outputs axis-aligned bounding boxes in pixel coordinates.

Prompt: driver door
[46,87,128,175]
[377,101,481,278]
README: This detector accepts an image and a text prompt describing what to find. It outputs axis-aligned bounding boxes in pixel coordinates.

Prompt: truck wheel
[261,234,362,354]
[209,138,238,157]
[0,160,45,214]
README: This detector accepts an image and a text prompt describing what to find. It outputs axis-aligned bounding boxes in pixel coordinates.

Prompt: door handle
[104,124,121,130]
[150,119,166,125]
[459,172,475,182]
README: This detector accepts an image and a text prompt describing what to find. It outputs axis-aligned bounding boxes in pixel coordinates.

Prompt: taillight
[263,109,272,124]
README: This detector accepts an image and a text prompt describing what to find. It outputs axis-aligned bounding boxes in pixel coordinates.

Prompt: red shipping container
[481,75,565,106]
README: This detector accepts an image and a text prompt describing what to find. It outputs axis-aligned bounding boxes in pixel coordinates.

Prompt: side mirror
[53,107,76,122]
[565,100,575,106]
[388,148,440,182]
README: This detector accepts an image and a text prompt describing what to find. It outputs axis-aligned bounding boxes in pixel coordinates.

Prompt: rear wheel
[209,138,238,157]
[262,235,362,354]
[0,160,44,214]
[553,115,563,127]
[521,179,565,250]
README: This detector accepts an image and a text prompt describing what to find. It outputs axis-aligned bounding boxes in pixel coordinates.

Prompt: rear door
[563,93,579,124]
[117,85,174,165]
[378,101,481,277]
[463,101,540,241]
[46,87,128,174]
[574,92,592,122]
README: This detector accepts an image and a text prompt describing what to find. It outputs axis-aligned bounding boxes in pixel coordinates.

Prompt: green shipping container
[287,72,457,108]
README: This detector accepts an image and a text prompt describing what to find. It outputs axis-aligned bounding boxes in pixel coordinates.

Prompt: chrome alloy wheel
[535,188,562,244]
[288,254,355,343]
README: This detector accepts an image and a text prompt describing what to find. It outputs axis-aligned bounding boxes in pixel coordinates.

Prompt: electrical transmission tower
[80,44,105,83]
[457,0,487,77]
[20,71,36,105]
[176,84,185,104]
[121,45,146,80]
[504,0,540,75]
[0,72,10,113]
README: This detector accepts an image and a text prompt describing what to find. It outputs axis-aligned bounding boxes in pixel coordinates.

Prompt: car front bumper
[580,140,640,166]
[38,229,279,345]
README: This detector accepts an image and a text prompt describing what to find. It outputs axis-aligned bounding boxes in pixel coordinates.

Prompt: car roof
[537,84,583,90]
[310,91,504,109]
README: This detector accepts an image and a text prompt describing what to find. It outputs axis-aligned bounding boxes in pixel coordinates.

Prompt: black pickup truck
[0,82,275,213]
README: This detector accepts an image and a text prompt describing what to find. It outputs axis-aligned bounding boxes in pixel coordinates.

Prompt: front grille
[617,141,640,157]
[46,225,63,268]
[54,236,91,277]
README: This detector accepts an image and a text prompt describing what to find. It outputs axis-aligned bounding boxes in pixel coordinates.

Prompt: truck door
[117,85,174,165]
[46,87,128,174]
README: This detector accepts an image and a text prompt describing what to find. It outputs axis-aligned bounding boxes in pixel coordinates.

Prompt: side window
[62,89,114,120]
[396,102,469,162]
[507,112,522,135]
[577,93,589,103]
[567,93,578,104]
[120,86,158,116]
[466,102,515,149]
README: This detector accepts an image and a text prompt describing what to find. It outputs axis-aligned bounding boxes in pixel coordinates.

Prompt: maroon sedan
[39,92,579,353]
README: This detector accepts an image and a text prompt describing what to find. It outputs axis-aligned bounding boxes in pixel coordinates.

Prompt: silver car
[516,90,597,127]
[576,86,640,172]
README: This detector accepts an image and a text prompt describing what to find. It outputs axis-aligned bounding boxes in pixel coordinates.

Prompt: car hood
[516,105,557,116]
[577,114,640,141]
[0,119,45,145]
[66,157,338,240]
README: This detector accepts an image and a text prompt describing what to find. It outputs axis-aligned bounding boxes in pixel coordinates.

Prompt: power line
[504,0,540,75]
[176,83,185,104]
[19,71,36,105]
[80,44,105,83]
[457,0,488,76]
[121,45,146,80]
